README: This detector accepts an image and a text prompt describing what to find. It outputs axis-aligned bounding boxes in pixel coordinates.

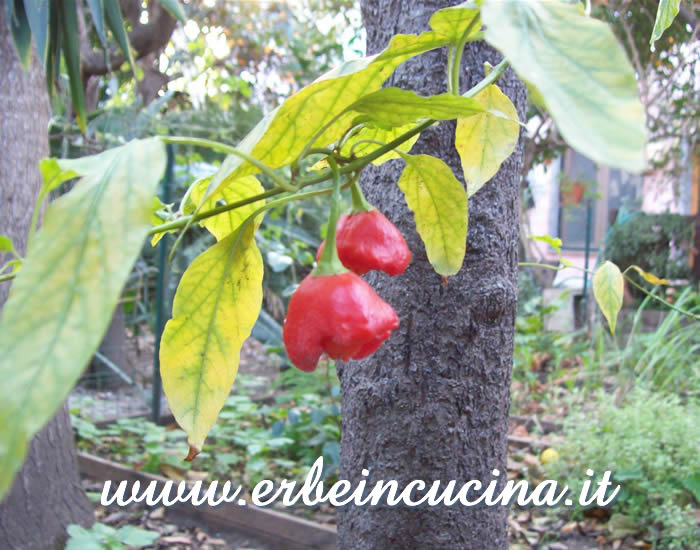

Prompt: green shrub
[547,387,699,549]
[605,212,694,289]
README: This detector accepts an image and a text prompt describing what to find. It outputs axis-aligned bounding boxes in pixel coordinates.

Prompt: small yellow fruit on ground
[540,448,559,465]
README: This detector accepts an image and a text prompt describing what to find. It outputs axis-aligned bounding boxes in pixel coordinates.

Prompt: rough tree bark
[0,9,93,549]
[337,2,526,549]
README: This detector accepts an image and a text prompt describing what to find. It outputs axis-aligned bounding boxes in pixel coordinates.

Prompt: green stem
[518,262,564,271]
[0,272,15,283]
[350,178,373,213]
[449,18,480,96]
[464,58,508,98]
[337,124,365,152]
[348,139,386,158]
[447,45,456,94]
[307,148,337,157]
[314,158,347,276]
[159,136,295,192]
[623,275,700,320]
[177,178,197,216]
[149,188,283,237]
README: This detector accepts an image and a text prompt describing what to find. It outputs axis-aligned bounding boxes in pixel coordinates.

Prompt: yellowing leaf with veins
[160,225,263,455]
[593,261,624,334]
[456,84,519,197]
[190,175,265,241]
[0,137,166,498]
[202,31,452,202]
[397,154,468,276]
[482,0,646,173]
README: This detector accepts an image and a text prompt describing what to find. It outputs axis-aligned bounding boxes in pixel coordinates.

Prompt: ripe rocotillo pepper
[283,161,399,372]
[316,183,411,275]
[282,271,399,372]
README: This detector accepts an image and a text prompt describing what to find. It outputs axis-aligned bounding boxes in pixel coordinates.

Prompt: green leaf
[160,224,263,453]
[85,0,106,48]
[530,234,562,255]
[156,0,186,23]
[5,0,32,68]
[455,84,519,197]
[0,138,166,500]
[397,154,468,276]
[189,175,265,241]
[482,0,647,173]
[202,30,451,202]
[150,196,168,226]
[115,525,160,547]
[0,235,16,254]
[65,525,104,550]
[38,157,78,196]
[23,0,49,62]
[45,0,60,95]
[104,0,136,75]
[58,0,86,133]
[593,260,624,334]
[429,1,480,43]
[629,265,669,285]
[149,197,173,246]
[650,0,680,48]
[348,88,485,128]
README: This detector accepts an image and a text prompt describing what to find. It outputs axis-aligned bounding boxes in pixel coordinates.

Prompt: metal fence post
[152,143,174,422]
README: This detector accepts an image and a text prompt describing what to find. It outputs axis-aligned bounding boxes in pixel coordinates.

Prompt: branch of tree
[81,1,177,78]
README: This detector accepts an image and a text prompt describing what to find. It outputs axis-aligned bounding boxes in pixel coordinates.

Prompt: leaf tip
[184,445,200,462]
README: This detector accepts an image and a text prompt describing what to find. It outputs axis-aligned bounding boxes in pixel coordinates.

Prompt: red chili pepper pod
[316,210,411,276]
[282,271,399,372]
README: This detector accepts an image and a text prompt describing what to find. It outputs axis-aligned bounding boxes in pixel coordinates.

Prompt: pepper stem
[350,177,374,213]
[314,158,348,276]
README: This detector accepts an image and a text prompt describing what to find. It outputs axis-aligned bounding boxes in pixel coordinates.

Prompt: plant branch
[81,1,178,77]
[159,136,295,192]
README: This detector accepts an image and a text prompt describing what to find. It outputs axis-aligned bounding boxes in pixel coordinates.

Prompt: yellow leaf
[160,225,263,452]
[429,2,481,43]
[190,175,265,241]
[629,265,669,285]
[397,154,468,276]
[202,31,451,202]
[593,261,624,334]
[456,84,520,197]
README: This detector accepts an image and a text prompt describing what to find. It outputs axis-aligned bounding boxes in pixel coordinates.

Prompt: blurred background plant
[544,386,699,550]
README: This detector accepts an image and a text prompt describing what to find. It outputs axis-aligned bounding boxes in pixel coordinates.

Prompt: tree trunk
[0,9,93,549]
[337,2,526,549]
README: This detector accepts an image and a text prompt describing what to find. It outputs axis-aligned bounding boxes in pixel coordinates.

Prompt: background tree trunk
[337,2,526,548]
[0,9,93,549]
